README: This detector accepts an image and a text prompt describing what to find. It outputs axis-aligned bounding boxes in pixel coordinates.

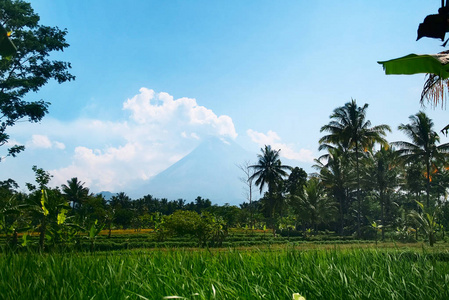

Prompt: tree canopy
[0,0,74,161]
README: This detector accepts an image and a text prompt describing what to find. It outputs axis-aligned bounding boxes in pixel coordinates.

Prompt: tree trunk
[249,180,254,230]
[356,144,361,238]
[268,187,276,237]
[429,231,435,247]
[339,197,344,235]
[426,160,431,207]
[108,223,112,238]
[380,192,385,241]
[12,230,18,248]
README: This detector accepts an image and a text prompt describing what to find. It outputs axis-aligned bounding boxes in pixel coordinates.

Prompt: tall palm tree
[393,111,449,207]
[250,145,291,233]
[319,99,391,237]
[61,177,89,210]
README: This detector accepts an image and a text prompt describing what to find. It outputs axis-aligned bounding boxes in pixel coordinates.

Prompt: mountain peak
[137,137,253,205]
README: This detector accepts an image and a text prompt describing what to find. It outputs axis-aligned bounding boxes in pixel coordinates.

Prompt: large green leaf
[378,53,449,79]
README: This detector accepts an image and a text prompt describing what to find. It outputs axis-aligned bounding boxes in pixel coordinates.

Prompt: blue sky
[2,1,449,195]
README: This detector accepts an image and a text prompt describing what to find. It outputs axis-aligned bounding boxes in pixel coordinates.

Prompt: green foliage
[319,99,391,238]
[86,219,104,252]
[393,111,449,207]
[161,210,228,247]
[24,173,75,250]
[314,146,355,235]
[0,22,16,56]
[363,147,400,240]
[0,194,29,248]
[61,177,89,212]
[0,0,74,159]
[409,201,439,246]
[250,145,291,195]
[291,177,337,232]
[26,165,52,192]
[285,167,307,197]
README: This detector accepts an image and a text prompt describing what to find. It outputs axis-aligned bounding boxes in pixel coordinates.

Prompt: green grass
[1,246,449,299]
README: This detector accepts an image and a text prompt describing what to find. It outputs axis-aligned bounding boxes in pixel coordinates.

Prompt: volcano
[141,137,254,205]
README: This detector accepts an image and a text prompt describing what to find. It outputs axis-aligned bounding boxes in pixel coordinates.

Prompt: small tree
[237,160,256,228]
[26,166,72,250]
[409,201,439,246]
[86,220,104,252]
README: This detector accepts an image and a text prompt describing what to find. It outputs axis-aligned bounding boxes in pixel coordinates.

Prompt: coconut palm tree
[250,145,291,234]
[319,100,391,237]
[393,111,449,207]
[61,177,89,210]
[292,177,337,232]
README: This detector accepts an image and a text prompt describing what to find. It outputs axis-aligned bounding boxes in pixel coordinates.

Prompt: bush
[161,210,228,247]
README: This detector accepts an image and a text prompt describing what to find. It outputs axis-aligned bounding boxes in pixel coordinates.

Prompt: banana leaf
[378,52,449,79]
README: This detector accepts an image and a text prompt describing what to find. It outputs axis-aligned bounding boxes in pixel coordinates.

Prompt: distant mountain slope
[96,191,117,201]
[139,137,254,205]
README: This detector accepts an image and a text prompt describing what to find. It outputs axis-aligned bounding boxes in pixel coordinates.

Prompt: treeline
[0,172,244,250]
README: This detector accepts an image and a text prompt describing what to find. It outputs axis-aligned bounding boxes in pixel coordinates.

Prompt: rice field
[1,245,448,299]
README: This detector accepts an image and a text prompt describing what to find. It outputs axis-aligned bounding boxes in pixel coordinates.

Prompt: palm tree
[393,111,449,207]
[61,177,89,210]
[250,145,291,234]
[293,177,337,232]
[319,99,391,237]
[363,147,400,240]
[314,146,355,235]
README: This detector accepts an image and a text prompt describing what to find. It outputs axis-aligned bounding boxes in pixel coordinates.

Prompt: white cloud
[45,88,238,192]
[123,88,237,139]
[246,129,281,145]
[28,135,66,150]
[247,129,314,162]
[51,145,143,191]
[54,141,66,150]
[29,135,52,149]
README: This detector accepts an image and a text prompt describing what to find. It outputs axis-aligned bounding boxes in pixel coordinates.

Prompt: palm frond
[420,74,449,109]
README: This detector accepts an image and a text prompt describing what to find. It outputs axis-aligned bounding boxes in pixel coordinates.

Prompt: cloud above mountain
[13,88,238,192]
[123,88,237,139]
